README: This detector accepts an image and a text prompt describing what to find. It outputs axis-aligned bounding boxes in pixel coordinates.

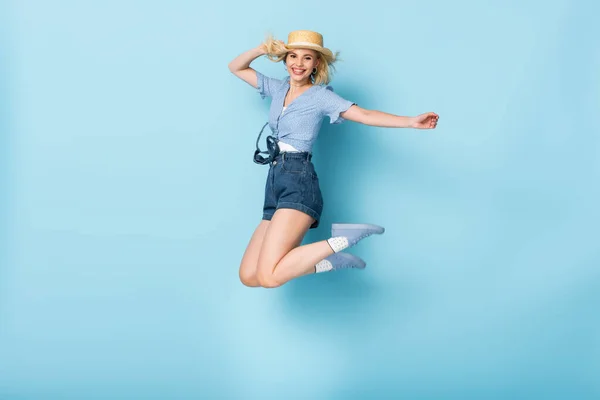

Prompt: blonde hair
[261,33,340,86]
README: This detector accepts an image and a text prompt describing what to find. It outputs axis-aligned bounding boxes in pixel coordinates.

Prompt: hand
[411,112,439,129]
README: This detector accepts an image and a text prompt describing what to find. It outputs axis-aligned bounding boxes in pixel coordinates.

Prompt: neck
[290,81,311,88]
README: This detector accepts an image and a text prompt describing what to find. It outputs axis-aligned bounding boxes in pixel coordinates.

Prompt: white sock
[327,237,349,253]
[315,259,333,273]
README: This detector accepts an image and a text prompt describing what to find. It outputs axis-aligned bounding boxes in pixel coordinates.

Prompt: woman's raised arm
[228,45,267,88]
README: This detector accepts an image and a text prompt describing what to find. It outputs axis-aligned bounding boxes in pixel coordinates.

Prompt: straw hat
[285,30,335,61]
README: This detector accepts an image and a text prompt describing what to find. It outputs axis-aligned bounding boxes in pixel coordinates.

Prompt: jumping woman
[228,30,439,288]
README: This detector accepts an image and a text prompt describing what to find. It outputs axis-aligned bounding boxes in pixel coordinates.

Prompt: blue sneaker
[324,252,367,270]
[331,223,385,248]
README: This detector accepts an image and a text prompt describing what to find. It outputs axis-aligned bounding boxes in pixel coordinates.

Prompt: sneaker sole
[331,223,385,234]
[337,252,367,269]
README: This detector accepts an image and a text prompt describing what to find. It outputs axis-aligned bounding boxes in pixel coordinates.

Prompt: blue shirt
[256,71,355,153]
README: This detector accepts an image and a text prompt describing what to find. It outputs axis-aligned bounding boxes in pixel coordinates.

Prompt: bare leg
[239,220,270,287]
[256,208,334,288]
[272,240,334,284]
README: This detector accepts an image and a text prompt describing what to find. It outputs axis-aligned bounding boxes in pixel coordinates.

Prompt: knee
[239,269,260,287]
[256,271,282,288]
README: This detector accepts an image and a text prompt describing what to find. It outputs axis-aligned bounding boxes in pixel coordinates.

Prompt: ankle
[327,236,349,253]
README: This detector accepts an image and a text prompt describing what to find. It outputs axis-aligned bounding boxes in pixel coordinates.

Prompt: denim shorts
[262,152,323,229]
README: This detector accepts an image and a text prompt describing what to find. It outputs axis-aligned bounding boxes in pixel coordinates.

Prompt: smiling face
[285,49,320,85]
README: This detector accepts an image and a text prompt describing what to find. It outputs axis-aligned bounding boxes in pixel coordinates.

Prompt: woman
[228,30,439,288]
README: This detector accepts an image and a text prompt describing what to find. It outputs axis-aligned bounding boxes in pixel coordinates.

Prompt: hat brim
[285,42,335,61]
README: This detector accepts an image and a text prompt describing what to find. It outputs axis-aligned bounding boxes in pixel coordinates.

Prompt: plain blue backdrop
[1,0,599,399]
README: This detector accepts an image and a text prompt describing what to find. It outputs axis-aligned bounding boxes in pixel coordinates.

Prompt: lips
[291,68,306,75]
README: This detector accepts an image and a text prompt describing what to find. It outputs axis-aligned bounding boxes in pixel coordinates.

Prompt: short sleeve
[256,70,284,99]
[321,86,356,124]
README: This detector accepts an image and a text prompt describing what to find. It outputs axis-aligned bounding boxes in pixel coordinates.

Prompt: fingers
[429,113,439,129]
[430,112,439,128]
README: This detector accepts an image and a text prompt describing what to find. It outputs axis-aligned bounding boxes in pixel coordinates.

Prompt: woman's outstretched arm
[341,105,439,129]
[228,45,267,88]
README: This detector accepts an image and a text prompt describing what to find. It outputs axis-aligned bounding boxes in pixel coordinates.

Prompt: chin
[290,74,308,81]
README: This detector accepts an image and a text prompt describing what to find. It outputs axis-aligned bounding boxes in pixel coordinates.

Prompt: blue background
[1,0,599,399]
